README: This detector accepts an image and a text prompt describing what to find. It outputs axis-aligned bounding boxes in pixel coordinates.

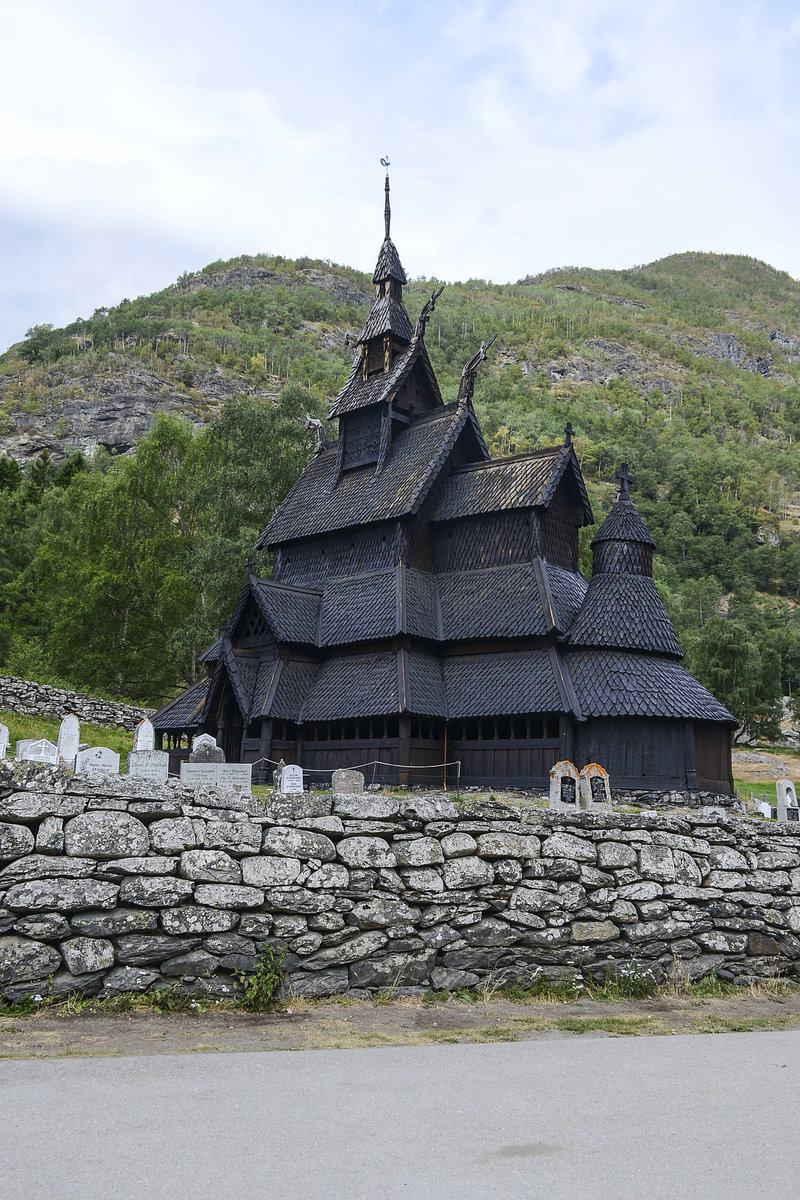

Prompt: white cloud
[1,0,799,351]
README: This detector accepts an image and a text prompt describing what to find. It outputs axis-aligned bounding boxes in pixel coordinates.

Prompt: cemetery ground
[4,976,800,1058]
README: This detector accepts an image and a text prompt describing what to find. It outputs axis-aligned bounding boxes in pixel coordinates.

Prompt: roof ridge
[254,576,323,597]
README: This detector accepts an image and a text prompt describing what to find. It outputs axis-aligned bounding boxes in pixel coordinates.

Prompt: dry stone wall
[3,770,800,1003]
[0,676,151,730]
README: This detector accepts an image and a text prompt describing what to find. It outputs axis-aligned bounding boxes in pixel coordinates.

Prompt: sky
[1,0,799,353]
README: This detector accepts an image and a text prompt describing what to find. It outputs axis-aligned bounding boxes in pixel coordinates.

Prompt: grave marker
[15,739,34,761]
[127,749,170,781]
[217,763,253,794]
[21,739,59,765]
[332,768,365,795]
[75,746,120,775]
[279,763,304,794]
[189,733,225,763]
[776,779,798,822]
[579,762,612,810]
[549,760,580,811]
[58,714,81,767]
[0,722,9,760]
[133,718,155,753]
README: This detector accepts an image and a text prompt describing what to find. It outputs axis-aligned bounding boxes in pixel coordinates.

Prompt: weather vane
[380,156,390,172]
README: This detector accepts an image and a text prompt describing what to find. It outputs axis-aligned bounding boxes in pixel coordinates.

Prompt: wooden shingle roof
[327,331,443,418]
[430,445,593,524]
[567,574,683,657]
[566,650,736,723]
[259,401,486,546]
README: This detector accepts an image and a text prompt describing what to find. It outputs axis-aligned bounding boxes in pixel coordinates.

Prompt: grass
[734,778,778,807]
[0,709,134,757]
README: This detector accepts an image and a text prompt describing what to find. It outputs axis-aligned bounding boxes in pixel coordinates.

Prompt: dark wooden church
[154,177,736,794]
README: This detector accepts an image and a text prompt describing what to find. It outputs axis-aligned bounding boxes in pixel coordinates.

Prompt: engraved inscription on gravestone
[331,768,365,795]
[280,764,304,794]
[127,748,170,781]
[133,718,155,753]
[58,714,81,767]
[561,777,576,803]
[216,763,253,793]
[75,746,120,774]
[180,762,219,787]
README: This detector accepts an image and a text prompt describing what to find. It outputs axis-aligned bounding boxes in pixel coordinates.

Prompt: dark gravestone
[189,734,225,764]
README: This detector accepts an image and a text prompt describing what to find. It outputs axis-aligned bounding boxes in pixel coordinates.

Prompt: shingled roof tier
[259,402,485,545]
[443,650,566,719]
[327,330,443,418]
[567,574,683,657]
[152,675,211,730]
[357,294,412,344]
[566,649,736,723]
[429,446,593,525]
[591,497,656,548]
[373,235,407,285]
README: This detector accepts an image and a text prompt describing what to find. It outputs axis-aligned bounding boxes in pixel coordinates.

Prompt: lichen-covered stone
[204,822,261,856]
[262,826,336,862]
[392,837,444,867]
[571,920,619,943]
[400,867,444,893]
[0,935,62,983]
[0,854,95,883]
[12,913,71,941]
[100,965,161,994]
[103,857,178,876]
[4,878,118,913]
[281,968,349,997]
[160,907,238,935]
[240,855,300,887]
[442,857,494,889]
[35,817,65,855]
[180,850,242,884]
[194,883,264,909]
[306,864,349,889]
[597,841,637,869]
[60,936,115,974]
[71,908,159,937]
[476,832,540,859]
[264,887,331,914]
[119,876,194,907]
[161,950,219,977]
[115,933,203,964]
[64,812,149,860]
[304,930,388,969]
[337,837,397,869]
[541,833,596,862]
[638,845,676,883]
[440,832,478,858]
[349,896,418,929]
[350,950,435,988]
[0,823,35,860]
[149,818,201,854]
[333,795,400,819]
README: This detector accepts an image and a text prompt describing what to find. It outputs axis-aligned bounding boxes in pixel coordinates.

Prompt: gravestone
[579,762,612,810]
[758,800,774,819]
[180,762,219,787]
[21,738,59,765]
[776,779,798,822]
[75,746,120,775]
[133,718,155,752]
[127,749,170,781]
[189,733,225,764]
[217,762,253,794]
[549,760,580,811]
[279,763,304,794]
[58,714,81,768]
[332,768,365,795]
[0,722,9,760]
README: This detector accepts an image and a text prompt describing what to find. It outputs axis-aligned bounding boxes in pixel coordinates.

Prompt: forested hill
[1,249,800,738]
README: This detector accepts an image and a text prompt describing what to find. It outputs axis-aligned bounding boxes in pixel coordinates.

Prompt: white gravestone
[180,762,219,787]
[0,722,9,759]
[133,718,155,753]
[58,714,81,767]
[180,761,253,793]
[776,779,798,822]
[21,739,59,765]
[75,746,120,775]
[549,760,580,811]
[579,763,612,810]
[332,768,365,795]
[280,764,304,794]
[217,763,253,794]
[127,749,170,781]
[15,739,34,760]
[758,800,774,819]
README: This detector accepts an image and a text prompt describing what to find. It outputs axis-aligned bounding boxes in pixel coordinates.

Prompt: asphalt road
[2,1031,799,1199]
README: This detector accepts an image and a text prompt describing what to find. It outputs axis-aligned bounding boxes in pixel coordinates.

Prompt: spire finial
[380,156,391,238]
[615,462,633,501]
[564,420,574,447]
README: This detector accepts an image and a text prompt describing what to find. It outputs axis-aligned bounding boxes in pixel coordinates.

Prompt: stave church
[153,176,736,794]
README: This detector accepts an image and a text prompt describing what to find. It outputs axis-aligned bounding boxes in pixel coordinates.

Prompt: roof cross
[564,420,574,446]
[615,462,634,500]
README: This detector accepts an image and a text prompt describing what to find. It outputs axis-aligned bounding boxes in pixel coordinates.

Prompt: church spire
[382,156,391,238]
